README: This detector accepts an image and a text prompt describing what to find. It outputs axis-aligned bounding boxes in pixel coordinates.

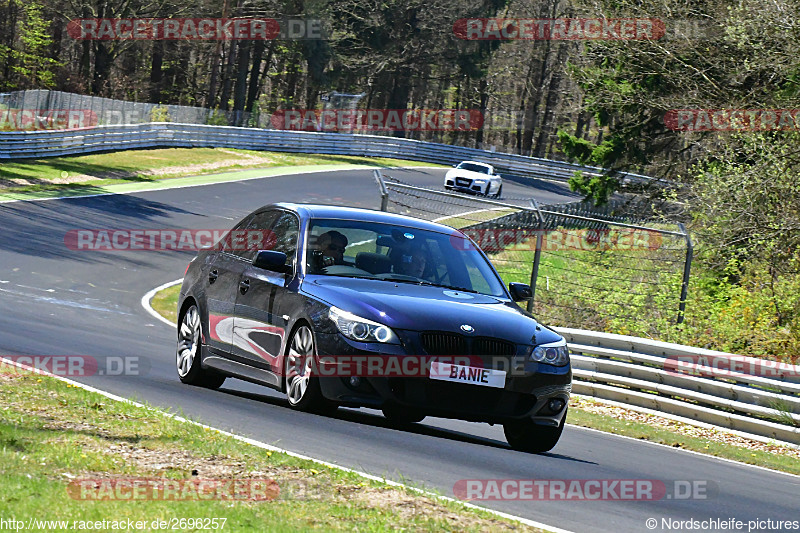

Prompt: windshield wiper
[437,285,481,294]
[380,276,482,294]
[378,275,437,286]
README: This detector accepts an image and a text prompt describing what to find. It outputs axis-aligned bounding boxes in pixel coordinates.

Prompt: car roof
[265,203,462,234]
[458,160,493,167]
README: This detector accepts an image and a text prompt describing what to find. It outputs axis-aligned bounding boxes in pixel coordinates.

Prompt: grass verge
[0,147,444,194]
[0,368,546,532]
[149,284,799,475]
[150,283,181,325]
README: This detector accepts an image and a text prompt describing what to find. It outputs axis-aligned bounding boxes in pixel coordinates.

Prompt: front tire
[176,304,226,389]
[503,408,566,453]
[284,324,336,414]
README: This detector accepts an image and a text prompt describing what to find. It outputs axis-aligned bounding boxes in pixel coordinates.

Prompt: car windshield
[306,219,506,297]
[457,163,491,174]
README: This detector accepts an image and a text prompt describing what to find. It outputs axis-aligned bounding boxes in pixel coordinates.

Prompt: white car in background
[444,161,503,198]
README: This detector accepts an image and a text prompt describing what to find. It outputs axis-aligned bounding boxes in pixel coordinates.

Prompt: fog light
[548,399,565,413]
[349,377,361,387]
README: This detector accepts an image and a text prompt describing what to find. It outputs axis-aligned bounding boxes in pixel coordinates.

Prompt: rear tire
[176,304,226,389]
[503,408,566,453]
[494,184,503,199]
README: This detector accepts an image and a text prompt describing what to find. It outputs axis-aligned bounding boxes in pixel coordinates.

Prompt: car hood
[302,275,560,345]
[446,168,495,180]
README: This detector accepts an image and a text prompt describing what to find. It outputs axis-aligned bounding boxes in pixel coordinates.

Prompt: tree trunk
[232,40,251,125]
[245,39,265,113]
[387,66,411,137]
[534,42,569,157]
[91,43,112,95]
[206,0,231,108]
[149,41,164,103]
[475,78,488,149]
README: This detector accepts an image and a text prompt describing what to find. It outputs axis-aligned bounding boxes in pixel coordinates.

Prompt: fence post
[527,198,545,313]
[374,170,389,211]
[677,222,693,324]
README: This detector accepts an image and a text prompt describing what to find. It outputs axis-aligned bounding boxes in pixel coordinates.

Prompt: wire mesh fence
[0,89,270,130]
[376,172,691,336]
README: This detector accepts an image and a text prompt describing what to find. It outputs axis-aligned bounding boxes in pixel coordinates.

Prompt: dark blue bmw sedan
[176,203,571,453]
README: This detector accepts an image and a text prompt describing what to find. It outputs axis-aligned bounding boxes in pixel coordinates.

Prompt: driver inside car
[315,230,348,267]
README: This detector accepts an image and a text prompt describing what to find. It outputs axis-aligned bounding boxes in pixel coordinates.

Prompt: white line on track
[432,206,512,224]
[0,355,575,533]
[141,278,183,328]
[0,165,444,205]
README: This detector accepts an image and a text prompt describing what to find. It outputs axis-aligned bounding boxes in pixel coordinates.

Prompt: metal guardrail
[556,327,800,444]
[0,122,662,186]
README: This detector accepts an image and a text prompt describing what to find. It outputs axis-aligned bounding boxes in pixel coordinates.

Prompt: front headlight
[530,338,570,366]
[329,306,400,344]
[473,179,486,184]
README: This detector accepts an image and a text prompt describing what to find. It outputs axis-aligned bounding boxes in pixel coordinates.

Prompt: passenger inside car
[391,247,429,279]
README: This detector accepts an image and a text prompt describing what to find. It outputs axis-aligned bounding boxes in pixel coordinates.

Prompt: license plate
[430,361,506,388]
[456,178,470,186]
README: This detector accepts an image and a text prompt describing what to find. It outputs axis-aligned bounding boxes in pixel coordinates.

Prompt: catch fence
[375,171,692,335]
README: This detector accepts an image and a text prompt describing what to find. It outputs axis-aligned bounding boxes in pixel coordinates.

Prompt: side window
[269,212,299,265]
[220,215,253,255]
[228,211,277,261]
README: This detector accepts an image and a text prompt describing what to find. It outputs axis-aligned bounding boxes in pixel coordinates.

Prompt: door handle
[239,278,250,295]
[208,269,218,284]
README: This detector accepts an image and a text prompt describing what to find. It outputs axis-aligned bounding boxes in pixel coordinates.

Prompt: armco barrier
[555,327,800,443]
[0,122,661,186]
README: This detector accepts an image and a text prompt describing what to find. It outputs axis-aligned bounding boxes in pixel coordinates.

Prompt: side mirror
[508,282,532,302]
[253,250,290,274]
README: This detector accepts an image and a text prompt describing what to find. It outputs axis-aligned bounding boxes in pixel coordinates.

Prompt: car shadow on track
[216,386,595,464]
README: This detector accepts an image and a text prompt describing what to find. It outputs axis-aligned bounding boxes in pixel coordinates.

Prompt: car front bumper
[314,331,571,424]
[445,179,488,195]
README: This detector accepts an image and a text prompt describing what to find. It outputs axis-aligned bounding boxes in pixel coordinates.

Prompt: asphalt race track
[0,167,797,532]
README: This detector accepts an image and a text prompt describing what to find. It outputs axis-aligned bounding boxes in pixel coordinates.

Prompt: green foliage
[567,171,619,206]
[149,105,170,122]
[558,130,625,205]
[557,130,595,164]
[205,111,230,126]
[1,0,58,90]
[690,132,800,275]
